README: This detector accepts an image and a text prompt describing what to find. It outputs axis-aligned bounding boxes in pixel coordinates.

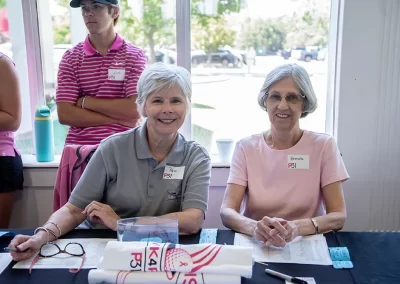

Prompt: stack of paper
[234,233,332,265]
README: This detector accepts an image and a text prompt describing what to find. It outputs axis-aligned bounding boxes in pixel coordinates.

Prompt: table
[0,229,398,284]
[335,232,400,284]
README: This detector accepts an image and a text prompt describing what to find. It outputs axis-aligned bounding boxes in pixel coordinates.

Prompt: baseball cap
[70,0,118,8]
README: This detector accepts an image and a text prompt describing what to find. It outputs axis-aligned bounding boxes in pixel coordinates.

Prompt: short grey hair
[257,64,317,118]
[136,63,192,116]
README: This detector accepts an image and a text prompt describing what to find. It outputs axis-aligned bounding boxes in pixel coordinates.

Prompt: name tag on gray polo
[163,165,185,179]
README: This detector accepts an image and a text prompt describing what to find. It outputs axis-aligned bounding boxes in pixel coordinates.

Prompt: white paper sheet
[286,277,316,284]
[13,238,115,269]
[0,253,12,274]
[234,233,332,265]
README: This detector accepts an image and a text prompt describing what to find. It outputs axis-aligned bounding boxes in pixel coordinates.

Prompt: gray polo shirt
[69,124,211,227]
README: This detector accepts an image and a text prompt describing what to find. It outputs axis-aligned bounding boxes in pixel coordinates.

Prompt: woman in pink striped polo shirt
[220,64,349,247]
[0,52,23,228]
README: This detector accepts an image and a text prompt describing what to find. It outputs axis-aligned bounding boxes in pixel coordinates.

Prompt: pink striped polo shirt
[56,34,147,145]
[0,52,20,157]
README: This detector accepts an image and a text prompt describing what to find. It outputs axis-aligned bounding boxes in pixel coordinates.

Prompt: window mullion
[22,0,45,108]
[176,0,192,139]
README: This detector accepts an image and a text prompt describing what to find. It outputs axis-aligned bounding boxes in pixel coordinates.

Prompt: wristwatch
[310,218,319,234]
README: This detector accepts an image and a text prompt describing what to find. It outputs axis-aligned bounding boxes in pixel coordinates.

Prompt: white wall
[10,169,55,228]
[336,0,400,231]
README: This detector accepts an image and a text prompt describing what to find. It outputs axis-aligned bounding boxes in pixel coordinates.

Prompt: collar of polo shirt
[83,33,124,56]
[135,121,185,165]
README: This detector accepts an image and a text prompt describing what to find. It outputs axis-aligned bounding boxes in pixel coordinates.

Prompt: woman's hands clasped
[253,216,299,247]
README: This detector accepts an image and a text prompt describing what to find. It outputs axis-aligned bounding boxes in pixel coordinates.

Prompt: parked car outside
[155,48,176,64]
[145,48,177,64]
[191,50,208,65]
[281,48,291,60]
[191,48,242,67]
[291,46,319,62]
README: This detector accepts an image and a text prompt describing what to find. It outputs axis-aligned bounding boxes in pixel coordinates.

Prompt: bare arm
[57,102,120,128]
[162,208,204,235]
[56,52,137,128]
[79,96,141,121]
[43,203,87,241]
[0,56,21,131]
[220,183,257,237]
[9,202,86,260]
[76,49,145,121]
[291,181,347,236]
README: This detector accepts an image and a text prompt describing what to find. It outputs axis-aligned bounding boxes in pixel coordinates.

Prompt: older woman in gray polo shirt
[9,63,212,261]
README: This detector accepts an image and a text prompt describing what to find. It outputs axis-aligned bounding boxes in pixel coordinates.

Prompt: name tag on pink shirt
[108,69,125,81]
[287,155,309,169]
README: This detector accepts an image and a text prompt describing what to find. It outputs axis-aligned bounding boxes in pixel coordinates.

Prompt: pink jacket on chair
[53,144,98,212]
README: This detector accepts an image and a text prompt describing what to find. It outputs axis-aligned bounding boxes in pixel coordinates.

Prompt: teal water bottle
[34,106,55,162]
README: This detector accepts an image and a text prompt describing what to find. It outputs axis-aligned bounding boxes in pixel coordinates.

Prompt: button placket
[146,159,158,199]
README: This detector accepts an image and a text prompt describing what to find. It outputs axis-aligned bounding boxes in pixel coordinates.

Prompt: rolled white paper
[97,241,253,278]
[88,269,241,284]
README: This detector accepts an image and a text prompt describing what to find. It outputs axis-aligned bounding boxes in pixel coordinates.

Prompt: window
[17,0,334,163]
[117,0,176,65]
[190,0,332,158]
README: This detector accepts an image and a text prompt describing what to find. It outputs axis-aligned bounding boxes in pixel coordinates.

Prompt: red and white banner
[98,241,253,278]
[88,269,241,284]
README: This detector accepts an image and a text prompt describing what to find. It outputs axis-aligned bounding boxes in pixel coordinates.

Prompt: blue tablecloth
[1,229,397,283]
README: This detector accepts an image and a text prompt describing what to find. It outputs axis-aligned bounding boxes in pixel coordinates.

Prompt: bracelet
[251,223,259,242]
[44,222,62,238]
[81,96,86,109]
[46,228,58,242]
[310,218,319,235]
[34,227,50,243]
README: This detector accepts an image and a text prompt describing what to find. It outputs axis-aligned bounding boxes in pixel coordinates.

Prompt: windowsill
[22,154,62,168]
[22,154,231,168]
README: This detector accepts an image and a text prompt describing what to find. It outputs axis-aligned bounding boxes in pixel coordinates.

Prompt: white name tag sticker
[287,155,310,169]
[108,69,125,81]
[163,165,185,180]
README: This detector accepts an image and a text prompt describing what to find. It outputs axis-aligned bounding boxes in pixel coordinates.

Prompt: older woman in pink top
[220,64,348,247]
[0,52,23,228]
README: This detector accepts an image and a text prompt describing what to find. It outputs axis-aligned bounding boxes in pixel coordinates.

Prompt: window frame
[176,0,192,139]
[325,0,341,137]
[23,0,45,109]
